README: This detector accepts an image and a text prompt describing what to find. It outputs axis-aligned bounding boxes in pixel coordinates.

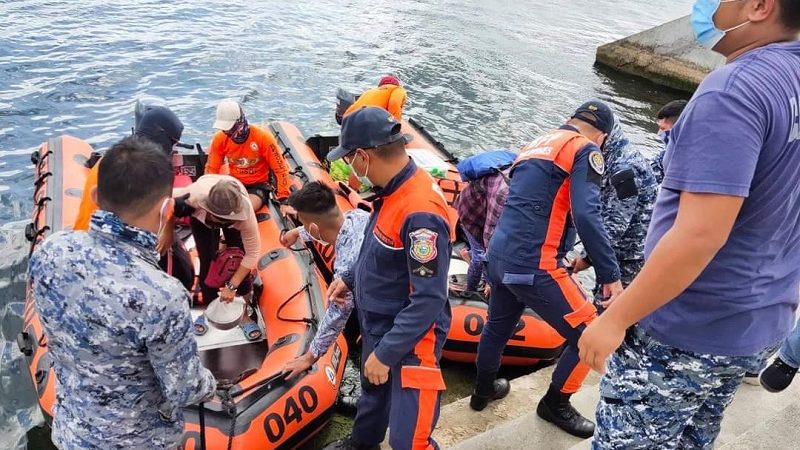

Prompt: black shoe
[760,358,798,393]
[536,396,595,438]
[470,378,511,411]
[322,436,380,450]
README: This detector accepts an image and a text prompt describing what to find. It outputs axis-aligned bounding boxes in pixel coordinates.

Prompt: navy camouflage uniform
[594,326,776,450]
[588,118,657,304]
[28,211,216,450]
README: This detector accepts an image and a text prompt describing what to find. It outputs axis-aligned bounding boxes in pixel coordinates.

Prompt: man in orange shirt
[344,75,407,121]
[205,100,292,213]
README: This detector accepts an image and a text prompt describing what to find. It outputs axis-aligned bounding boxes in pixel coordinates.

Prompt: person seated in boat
[74,105,184,231]
[164,174,263,341]
[205,100,293,213]
[343,75,407,121]
[29,136,216,450]
[454,150,515,296]
[278,181,370,378]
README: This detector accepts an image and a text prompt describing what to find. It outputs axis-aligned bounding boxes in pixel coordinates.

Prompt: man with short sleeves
[580,1,800,448]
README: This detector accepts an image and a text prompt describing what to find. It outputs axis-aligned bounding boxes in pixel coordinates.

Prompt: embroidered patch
[589,151,605,175]
[250,142,258,151]
[409,228,438,263]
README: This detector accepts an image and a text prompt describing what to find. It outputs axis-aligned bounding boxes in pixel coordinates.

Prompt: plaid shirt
[456,171,510,249]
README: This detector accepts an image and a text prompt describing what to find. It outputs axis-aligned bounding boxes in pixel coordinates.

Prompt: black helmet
[134,106,184,155]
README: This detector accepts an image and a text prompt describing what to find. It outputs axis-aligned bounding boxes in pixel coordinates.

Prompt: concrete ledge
[596,16,725,92]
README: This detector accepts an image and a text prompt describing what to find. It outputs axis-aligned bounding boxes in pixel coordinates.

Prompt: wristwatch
[224,281,238,292]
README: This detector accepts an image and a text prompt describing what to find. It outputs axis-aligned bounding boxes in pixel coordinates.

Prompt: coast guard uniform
[342,160,456,450]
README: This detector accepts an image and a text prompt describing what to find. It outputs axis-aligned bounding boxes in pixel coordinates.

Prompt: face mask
[347,151,374,189]
[308,223,330,246]
[691,0,749,50]
[157,197,174,236]
[226,117,250,144]
[658,129,671,145]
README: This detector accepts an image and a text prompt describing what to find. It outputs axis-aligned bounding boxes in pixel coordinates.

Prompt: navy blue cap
[571,100,615,136]
[135,106,184,155]
[327,107,410,161]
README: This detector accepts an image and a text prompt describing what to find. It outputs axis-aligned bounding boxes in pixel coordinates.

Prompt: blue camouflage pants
[593,326,772,450]
[779,319,800,369]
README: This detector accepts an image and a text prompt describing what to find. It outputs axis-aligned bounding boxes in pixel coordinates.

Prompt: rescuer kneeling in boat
[205,99,293,214]
[470,101,623,438]
[344,75,408,121]
[324,107,456,450]
[29,136,216,450]
[279,181,370,378]
[164,174,264,341]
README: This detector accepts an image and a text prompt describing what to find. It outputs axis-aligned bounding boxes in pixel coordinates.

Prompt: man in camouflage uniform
[572,116,657,305]
[28,136,216,450]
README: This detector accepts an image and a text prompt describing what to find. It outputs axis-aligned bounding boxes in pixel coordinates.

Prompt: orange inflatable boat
[272,111,567,366]
[18,134,348,450]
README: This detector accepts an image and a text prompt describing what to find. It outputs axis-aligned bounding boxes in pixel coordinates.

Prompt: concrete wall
[596,16,725,92]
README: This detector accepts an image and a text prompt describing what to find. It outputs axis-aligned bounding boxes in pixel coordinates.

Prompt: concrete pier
[596,16,725,92]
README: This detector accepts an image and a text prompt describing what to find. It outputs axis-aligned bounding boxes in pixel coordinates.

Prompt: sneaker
[469,378,511,411]
[742,371,761,386]
[322,436,380,450]
[536,397,595,439]
[760,358,798,393]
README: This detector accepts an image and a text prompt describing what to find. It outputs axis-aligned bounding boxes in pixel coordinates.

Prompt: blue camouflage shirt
[28,210,216,450]
[298,209,370,359]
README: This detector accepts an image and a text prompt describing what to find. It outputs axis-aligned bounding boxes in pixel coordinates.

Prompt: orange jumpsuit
[345,85,407,121]
[205,125,292,200]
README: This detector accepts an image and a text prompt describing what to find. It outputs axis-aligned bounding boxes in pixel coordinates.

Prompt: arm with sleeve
[570,145,620,284]
[373,212,451,367]
[143,291,216,409]
[387,87,408,120]
[234,207,261,270]
[204,133,225,175]
[263,132,292,200]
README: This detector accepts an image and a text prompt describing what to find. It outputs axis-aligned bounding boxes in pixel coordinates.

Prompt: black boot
[470,378,511,411]
[760,358,798,393]
[536,386,595,438]
[322,435,380,450]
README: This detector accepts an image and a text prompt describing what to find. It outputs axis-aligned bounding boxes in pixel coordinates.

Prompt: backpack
[457,150,517,182]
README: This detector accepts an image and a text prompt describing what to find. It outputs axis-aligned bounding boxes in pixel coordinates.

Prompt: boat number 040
[264,385,319,443]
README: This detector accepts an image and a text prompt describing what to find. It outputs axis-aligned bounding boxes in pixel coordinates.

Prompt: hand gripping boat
[270,111,567,366]
[17,134,348,450]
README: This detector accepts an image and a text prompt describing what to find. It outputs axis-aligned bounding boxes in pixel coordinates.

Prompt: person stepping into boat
[29,136,216,450]
[324,107,456,450]
[164,174,263,341]
[279,181,370,379]
[470,101,623,438]
[344,75,407,121]
[205,99,293,214]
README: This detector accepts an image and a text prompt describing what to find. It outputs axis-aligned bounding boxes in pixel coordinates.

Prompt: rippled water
[0,0,693,448]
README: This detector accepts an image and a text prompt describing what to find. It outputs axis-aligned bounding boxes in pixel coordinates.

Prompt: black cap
[327,107,410,161]
[571,100,615,135]
[134,106,184,155]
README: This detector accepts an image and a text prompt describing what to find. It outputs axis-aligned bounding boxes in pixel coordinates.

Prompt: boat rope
[276,283,314,324]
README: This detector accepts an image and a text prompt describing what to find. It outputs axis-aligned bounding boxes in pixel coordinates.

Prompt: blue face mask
[691,0,750,50]
[658,129,671,145]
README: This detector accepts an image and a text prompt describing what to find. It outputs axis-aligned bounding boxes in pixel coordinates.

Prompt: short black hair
[97,136,174,218]
[288,181,338,219]
[779,0,800,30]
[657,100,688,121]
[370,139,407,161]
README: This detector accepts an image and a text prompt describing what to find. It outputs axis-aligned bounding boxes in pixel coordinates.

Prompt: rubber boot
[470,378,511,411]
[536,385,595,438]
[322,435,380,450]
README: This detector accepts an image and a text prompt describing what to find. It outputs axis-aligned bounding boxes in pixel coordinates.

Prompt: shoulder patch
[589,151,605,175]
[409,228,438,263]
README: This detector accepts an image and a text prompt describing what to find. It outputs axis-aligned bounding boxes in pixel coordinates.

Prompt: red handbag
[205,247,244,289]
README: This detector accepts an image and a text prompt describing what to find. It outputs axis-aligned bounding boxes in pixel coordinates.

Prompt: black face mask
[226,117,250,144]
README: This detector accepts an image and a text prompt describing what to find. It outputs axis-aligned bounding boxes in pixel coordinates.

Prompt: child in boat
[279,181,369,377]
[205,99,293,214]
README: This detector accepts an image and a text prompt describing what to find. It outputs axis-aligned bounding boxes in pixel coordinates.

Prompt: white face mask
[308,223,330,246]
[347,151,374,189]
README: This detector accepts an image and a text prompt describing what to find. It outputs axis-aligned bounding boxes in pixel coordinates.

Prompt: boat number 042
[463,313,526,342]
[264,385,319,443]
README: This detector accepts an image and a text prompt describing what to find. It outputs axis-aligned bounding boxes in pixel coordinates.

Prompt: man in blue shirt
[580,1,800,448]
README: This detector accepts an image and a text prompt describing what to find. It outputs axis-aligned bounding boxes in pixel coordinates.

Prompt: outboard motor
[133,96,168,132]
[334,88,358,125]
